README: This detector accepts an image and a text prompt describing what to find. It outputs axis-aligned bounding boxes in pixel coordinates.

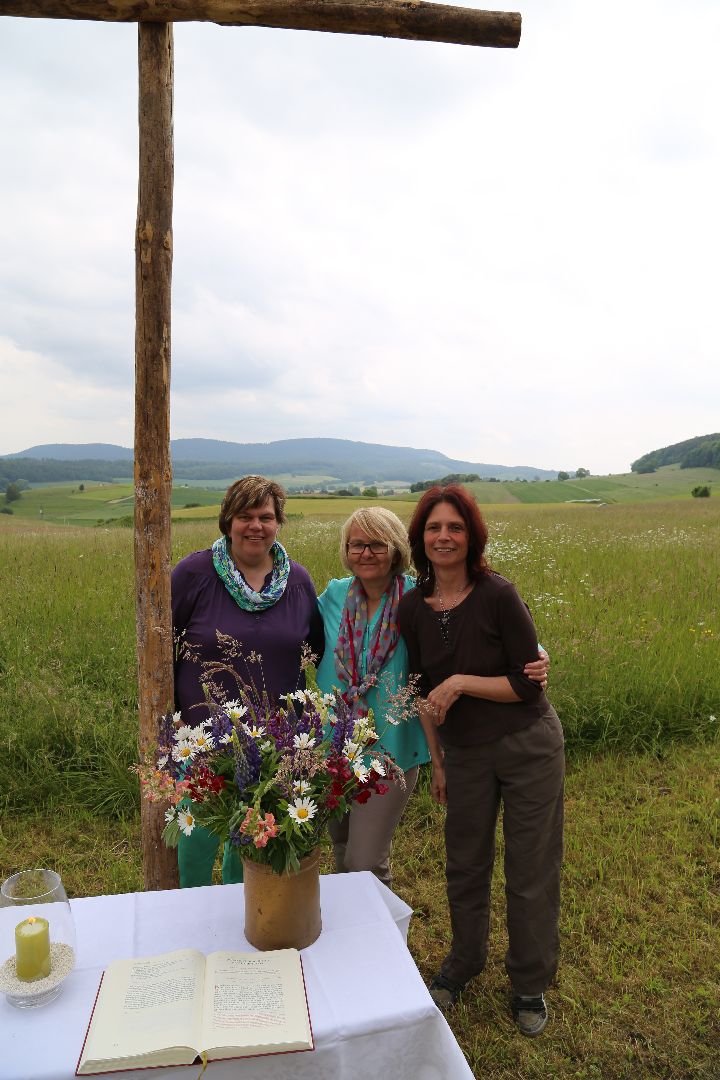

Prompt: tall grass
[1,501,718,816]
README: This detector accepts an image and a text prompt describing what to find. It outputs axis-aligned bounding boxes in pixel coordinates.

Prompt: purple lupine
[330,694,357,754]
[229,827,253,848]
[208,709,233,748]
[265,707,295,753]
[292,699,324,745]
[158,711,176,752]
[233,731,261,794]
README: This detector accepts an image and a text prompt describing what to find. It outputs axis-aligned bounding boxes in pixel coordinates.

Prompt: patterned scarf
[212,536,291,612]
[334,574,405,705]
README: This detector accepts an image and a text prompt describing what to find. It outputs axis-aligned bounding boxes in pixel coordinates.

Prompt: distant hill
[632,433,720,473]
[2,438,560,485]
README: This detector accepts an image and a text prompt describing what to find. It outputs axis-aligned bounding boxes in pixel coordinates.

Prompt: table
[1,872,474,1080]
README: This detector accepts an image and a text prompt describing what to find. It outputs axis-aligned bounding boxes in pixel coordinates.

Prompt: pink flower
[242,809,278,846]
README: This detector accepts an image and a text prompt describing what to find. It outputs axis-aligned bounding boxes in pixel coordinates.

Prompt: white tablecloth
[1,872,473,1080]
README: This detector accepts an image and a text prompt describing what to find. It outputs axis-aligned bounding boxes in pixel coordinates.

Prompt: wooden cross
[4,0,521,890]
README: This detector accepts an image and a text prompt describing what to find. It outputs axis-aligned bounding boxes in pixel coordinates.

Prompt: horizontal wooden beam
[1,0,521,48]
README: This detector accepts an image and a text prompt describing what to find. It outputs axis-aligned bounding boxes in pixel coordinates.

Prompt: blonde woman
[315,507,425,887]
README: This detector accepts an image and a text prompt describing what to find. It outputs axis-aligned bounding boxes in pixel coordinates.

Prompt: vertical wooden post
[135,21,178,891]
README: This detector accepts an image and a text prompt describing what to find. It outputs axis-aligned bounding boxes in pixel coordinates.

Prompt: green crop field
[2,464,715,528]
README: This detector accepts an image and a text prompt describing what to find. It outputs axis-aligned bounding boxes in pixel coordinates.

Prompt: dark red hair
[408,484,491,595]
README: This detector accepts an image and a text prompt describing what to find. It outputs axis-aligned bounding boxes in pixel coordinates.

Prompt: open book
[76,947,313,1075]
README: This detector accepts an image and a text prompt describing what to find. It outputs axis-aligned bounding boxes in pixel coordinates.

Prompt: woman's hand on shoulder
[524,648,549,689]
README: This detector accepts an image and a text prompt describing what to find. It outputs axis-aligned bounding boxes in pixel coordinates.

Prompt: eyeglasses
[346,541,390,556]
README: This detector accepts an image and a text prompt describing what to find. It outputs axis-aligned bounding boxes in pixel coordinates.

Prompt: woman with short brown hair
[172,475,324,887]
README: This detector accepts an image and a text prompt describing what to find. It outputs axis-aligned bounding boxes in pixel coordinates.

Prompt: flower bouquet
[136,642,406,877]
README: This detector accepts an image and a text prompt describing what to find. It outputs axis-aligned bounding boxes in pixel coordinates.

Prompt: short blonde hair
[219,475,287,536]
[339,507,411,575]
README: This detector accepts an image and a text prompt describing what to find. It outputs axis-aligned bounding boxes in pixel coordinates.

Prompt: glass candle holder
[0,869,77,1008]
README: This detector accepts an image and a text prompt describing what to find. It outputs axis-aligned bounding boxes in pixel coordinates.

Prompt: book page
[77,949,205,1073]
[200,949,312,1060]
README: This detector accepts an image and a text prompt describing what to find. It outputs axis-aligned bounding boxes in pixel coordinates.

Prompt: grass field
[0,500,718,1077]
[2,464,716,527]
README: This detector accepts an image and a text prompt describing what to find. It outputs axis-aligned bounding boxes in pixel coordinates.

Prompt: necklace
[434,578,469,645]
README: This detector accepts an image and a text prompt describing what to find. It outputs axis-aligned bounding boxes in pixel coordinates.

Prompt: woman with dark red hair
[398,485,563,1037]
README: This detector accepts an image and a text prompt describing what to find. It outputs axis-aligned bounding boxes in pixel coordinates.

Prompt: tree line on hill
[631,433,720,473]
[0,458,128,487]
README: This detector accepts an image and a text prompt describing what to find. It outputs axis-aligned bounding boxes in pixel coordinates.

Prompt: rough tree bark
[135,21,178,891]
[0,0,521,48]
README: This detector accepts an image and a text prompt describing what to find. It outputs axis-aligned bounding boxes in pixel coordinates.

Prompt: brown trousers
[440,706,565,996]
[329,766,419,888]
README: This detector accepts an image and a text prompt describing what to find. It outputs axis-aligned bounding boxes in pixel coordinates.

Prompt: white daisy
[293,779,311,796]
[177,809,196,836]
[192,731,215,752]
[157,754,168,769]
[288,798,318,825]
[172,740,196,763]
[370,758,386,776]
[219,732,233,745]
[225,703,248,721]
[343,739,360,761]
[293,733,316,750]
[353,762,370,783]
[164,806,176,824]
[322,693,336,705]
[175,725,195,742]
[260,740,273,752]
[243,723,266,739]
[172,711,182,724]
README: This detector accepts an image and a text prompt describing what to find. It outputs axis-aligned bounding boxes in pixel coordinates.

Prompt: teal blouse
[316,575,430,774]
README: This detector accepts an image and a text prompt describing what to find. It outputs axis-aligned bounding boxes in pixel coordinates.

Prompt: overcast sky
[1,1,718,474]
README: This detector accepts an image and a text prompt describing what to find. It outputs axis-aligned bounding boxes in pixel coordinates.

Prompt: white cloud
[1,2,719,473]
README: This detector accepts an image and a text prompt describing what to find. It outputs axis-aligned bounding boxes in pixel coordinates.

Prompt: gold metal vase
[242,849,322,951]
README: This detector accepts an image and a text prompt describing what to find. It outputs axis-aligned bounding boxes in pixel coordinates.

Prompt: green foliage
[410,473,482,492]
[691,485,711,498]
[0,457,132,485]
[557,471,570,481]
[0,506,13,515]
[361,486,378,498]
[631,432,720,473]
[575,467,590,478]
[4,482,21,502]
[682,438,720,470]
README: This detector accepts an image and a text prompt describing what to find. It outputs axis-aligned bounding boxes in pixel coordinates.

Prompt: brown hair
[218,475,287,537]
[407,484,490,595]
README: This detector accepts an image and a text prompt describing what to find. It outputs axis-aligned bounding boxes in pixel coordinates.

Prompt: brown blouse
[398,573,549,747]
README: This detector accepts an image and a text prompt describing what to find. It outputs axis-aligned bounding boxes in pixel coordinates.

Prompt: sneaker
[511,994,548,1037]
[428,974,465,1010]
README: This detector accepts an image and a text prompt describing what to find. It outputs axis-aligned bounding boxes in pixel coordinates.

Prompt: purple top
[171,549,325,726]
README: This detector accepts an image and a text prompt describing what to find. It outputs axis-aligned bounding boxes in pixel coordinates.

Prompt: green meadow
[3,463,716,527]
[1,497,718,1077]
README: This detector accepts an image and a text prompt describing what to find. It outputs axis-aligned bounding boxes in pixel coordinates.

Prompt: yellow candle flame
[27,916,37,924]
